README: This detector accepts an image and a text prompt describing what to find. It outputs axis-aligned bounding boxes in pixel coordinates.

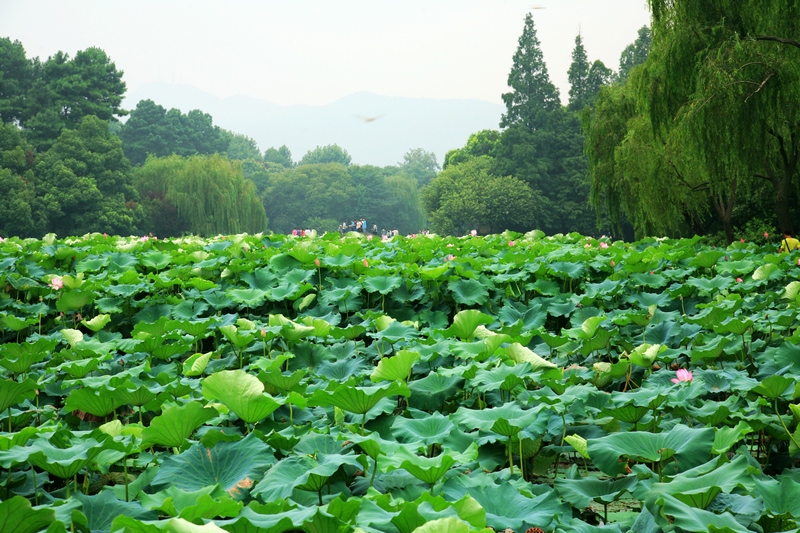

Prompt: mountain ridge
[122,82,505,167]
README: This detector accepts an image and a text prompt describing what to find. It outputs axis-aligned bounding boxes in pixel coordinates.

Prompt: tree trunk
[711,177,736,244]
[766,130,799,235]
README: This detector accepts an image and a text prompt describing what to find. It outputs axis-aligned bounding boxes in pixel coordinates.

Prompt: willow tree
[644,0,800,234]
[134,154,266,236]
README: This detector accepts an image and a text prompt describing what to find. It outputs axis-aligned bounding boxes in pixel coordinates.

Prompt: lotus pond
[1,230,800,533]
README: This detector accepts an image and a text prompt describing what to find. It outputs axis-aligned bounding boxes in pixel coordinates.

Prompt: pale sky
[0,0,650,106]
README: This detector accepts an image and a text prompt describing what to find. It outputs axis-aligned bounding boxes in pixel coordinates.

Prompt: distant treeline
[10,13,772,241]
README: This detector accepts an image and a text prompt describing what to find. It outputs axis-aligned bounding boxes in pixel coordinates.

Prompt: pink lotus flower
[610,260,616,267]
[102,233,108,238]
[508,240,515,247]
[471,230,477,237]
[49,276,63,290]
[367,234,373,241]
[363,259,369,268]
[599,242,609,249]
[736,277,743,283]
[140,235,149,242]
[671,369,693,384]
[314,258,321,267]
[797,258,800,267]
[740,238,745,243]
[446,254,455,261]
[584,243,592,248]
[764,232,769,238]
[447,243,454,248]
[260,328,267,338]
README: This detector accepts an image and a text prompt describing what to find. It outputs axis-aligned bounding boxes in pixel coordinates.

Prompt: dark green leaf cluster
[1,231,800,531]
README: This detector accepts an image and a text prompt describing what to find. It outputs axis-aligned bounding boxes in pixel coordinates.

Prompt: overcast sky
[0,0,650,106]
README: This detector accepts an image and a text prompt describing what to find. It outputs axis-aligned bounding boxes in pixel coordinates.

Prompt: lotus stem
[123,458,129,502]
[507,438,514,475]
[518,438,525,481]
[32,465,38,505]
[370,456,378,487]
[774,399,800,453]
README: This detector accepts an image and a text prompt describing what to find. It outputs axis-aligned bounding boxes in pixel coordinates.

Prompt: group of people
[339,218,376,234]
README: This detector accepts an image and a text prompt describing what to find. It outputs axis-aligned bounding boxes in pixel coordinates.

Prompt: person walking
[780,232,800,253]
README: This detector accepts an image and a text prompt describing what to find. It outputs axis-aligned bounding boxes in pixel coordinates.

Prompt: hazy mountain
[122,82,504,167]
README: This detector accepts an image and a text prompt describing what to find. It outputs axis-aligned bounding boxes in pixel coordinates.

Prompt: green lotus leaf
[0,496,55,533]
[219,324,255,349]
[81,313,111,332]
[226,288,269,308]
[255,368,305,399]
[754,474,800,518]
[371,350,420,383]
[713,317,753,336]
[408,373,464,411]
[140,251,172,270]
[139,484,243,521]
[691,336,730,364]
[152,433,274,497]
[392,412,455,447]
[442,477,569,531]
[64,387,122,417]
[28,436,110,479]
[449,280,491,309]
[471,363,530,393]
[74,490,156,532]
[202,370,282,424]
[565,434,590,459]
[56,289,95,312]
[110,381,159,408]
[588,424,714,477]
[410,517,472,533]
[549,261,585,279]
[112,515,228,532]
[554,474,637,509]
[506,343,557,370]
[141,402,217,448]
[212,502,318,533]
[400,453,456,485]
[309,381,411,415]
[61,328,85,348]
[452,402,547,437]
[752,263,780,281]
[0,338,57,374]
[751,374,794,400]
[183,352,212,377]
[443,310,494,342]
[0,379,39,413]
[363,275,403,295]
[650,493,751,533]
[627,343,665,368]
[689,250,725,268]
[252,452,362,501]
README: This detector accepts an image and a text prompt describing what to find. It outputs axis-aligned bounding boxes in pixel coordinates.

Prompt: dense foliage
[1,231,800,531]
[585,1,800,243]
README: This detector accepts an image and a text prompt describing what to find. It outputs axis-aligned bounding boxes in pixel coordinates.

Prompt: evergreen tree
[567,34,592,111]
[500,13,560,131]
[0,38,33,125]
[616,26,651,84]
[34,116,139,236]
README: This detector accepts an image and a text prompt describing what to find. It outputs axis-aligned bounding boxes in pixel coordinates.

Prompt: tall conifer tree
[500,13,560,131]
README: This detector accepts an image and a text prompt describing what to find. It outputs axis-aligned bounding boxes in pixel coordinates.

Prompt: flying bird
[355,114,384,123]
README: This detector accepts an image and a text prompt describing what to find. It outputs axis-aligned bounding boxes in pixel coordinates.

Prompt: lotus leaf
[141,402,217,448]
[0,495,55,533]
[371,350,420,382]
[588,424,714,476]
[202,370,283,424]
